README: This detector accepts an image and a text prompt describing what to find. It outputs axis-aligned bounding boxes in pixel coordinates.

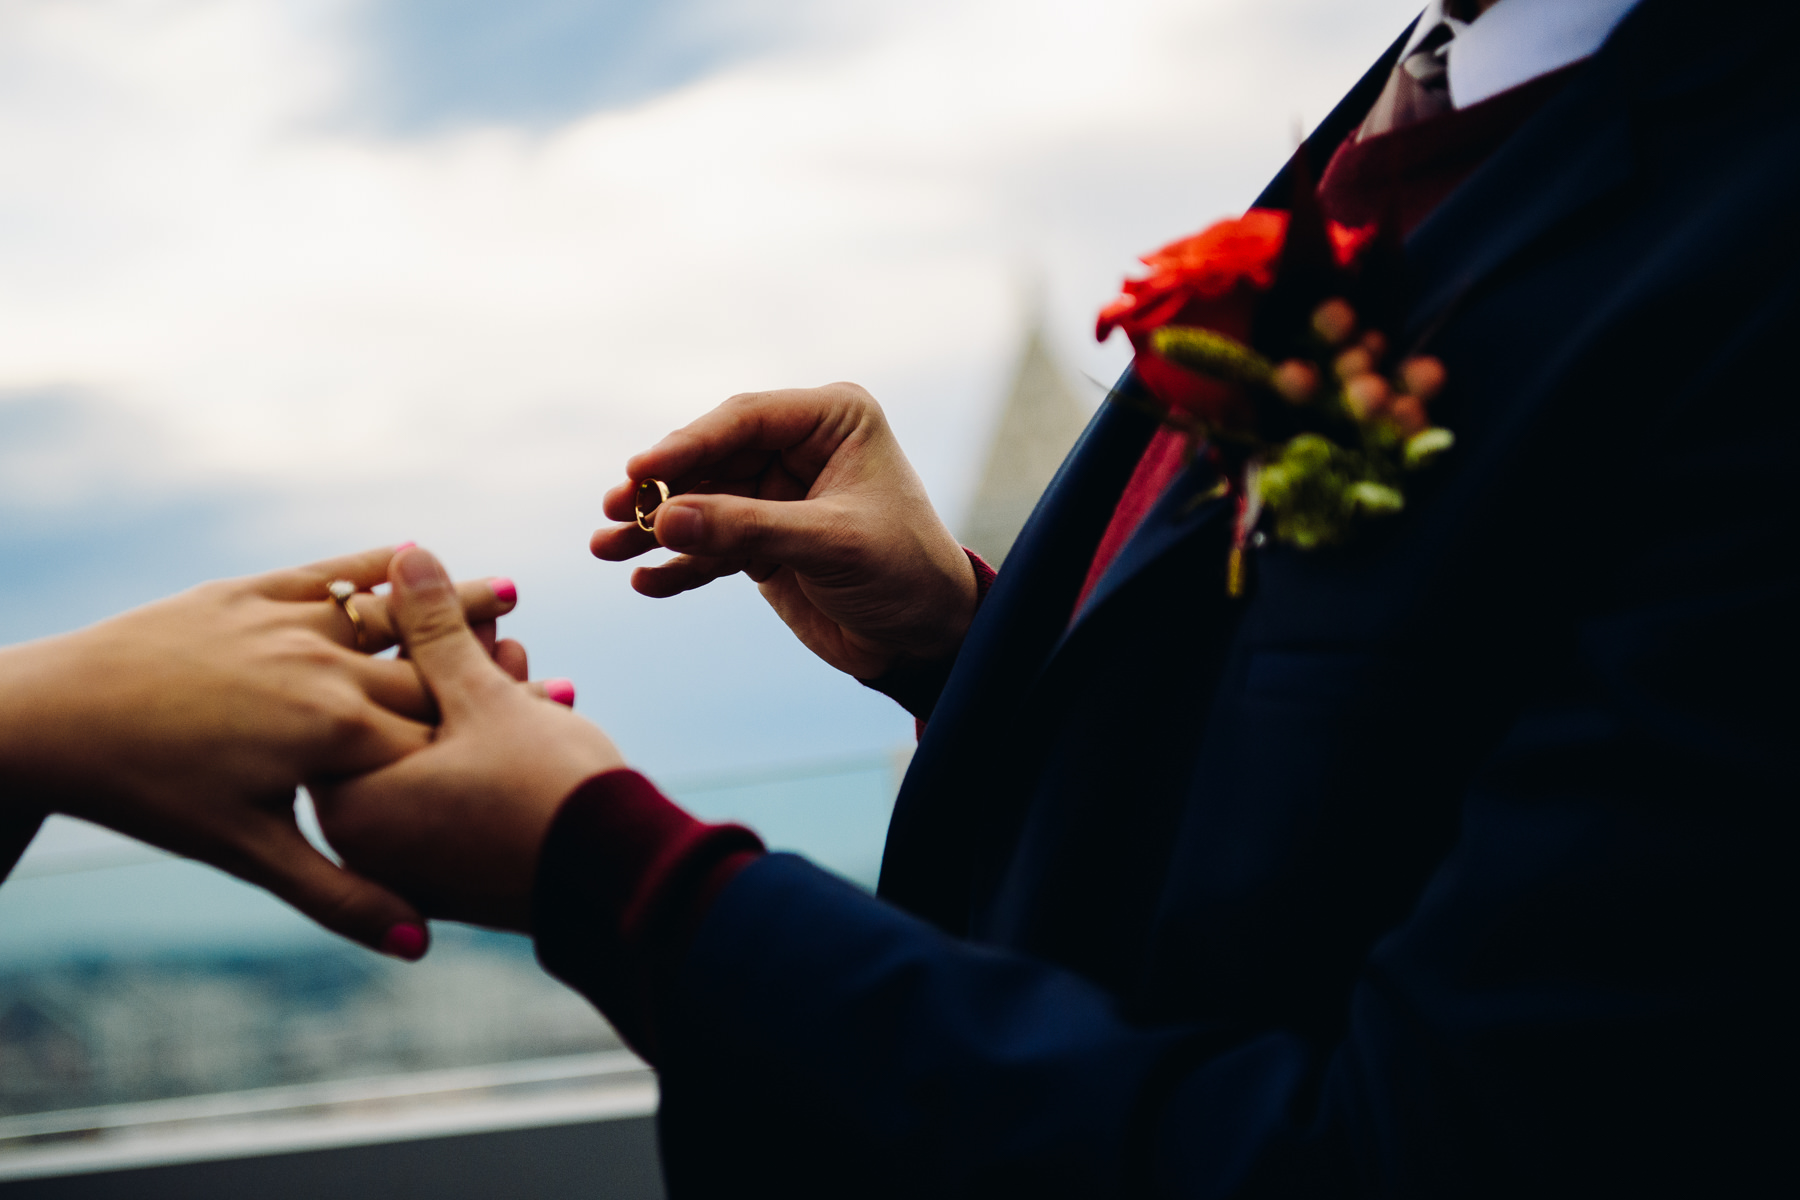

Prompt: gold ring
[326,579,366,649]
[634,478,671,533]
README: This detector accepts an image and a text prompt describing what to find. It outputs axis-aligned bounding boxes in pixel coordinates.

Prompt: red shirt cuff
[532,769,763,1060]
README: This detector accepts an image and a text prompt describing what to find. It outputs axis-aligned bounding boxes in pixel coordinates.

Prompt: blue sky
[358,0,788,130]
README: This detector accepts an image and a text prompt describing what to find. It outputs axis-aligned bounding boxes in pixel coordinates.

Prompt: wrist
[916,539,986,660]
[916,544,993,658]
[857,548,995,721]
[505,717,630,904]
[0,809,47,883]
[0,645,26,788]
[0,635,82,806]
[0,643,49,857]
[876,540,991,667]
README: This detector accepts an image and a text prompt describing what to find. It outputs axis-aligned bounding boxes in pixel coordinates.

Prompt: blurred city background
[0,0,1415,1192]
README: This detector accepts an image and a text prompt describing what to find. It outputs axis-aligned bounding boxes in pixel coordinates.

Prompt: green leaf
[1403,426,1455,470]
[1347,480,1404,514]
[1151,326,1276,388]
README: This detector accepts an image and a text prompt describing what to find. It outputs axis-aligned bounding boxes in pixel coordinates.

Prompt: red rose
[1098,209,1374,428]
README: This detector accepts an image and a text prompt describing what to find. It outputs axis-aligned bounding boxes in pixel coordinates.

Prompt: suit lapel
[1043,25,1414,650]
[1055,10,1658,653]
[1051,453,1231,662]
[877,376,1160,926]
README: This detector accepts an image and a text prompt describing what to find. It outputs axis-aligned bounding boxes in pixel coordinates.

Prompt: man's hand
[314,547,625,932]
[590,384,978,680]
[0,546,527,957]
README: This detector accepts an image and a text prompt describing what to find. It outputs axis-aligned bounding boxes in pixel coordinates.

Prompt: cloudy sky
[0,0,1420,785]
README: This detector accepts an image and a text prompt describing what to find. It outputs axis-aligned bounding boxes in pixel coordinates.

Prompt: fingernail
[544,678,576,707]
[394,541,417,554]
[490,577,517,605]
[381,922,429,961]
[395,546,442,588]
[658,504,701,549]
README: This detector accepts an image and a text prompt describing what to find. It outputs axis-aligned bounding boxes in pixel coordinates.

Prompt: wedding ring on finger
[326,579,367,649]
[634,478,671,533]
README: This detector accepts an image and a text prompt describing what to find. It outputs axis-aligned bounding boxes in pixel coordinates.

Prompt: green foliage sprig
[1151,324,1453,549]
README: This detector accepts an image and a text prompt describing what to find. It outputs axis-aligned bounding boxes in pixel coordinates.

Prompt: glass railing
[0,748,908,1182]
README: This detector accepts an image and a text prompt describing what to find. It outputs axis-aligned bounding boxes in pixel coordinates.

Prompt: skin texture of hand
[313,547,625,933]
[0,546,525,957]
[590,383,978,680]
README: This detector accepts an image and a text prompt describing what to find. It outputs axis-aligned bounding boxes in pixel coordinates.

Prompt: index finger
[594,475,766,560]
[624,385,875,494]
[260,544,412,601]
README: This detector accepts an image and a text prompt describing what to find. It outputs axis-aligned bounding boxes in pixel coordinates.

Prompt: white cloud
[0,0,1421,766]
[0,0,1418,522]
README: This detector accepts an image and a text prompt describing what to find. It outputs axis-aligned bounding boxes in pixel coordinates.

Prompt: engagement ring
[326,579,366,649]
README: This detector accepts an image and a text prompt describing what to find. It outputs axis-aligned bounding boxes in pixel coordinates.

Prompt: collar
[1402,0,1644,108]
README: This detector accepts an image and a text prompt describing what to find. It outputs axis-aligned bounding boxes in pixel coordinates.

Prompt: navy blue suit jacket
[654,2,1798,1193]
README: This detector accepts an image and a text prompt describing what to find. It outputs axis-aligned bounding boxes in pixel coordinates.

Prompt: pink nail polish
[544,678,576,707]
[381,922,429,960]
[490,577,518,605]
[393,541,417,554]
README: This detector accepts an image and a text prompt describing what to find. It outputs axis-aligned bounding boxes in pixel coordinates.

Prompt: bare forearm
[0,639,66,880]
[0,809,46,883]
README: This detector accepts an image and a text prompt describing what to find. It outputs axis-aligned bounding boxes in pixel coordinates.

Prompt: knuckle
[188,579,239,607]
[306,873,369,931]
[819,505,868,567]
[321,697,375,748]
[722,391,773,421]
[285,675,373,744]
[823,379,871,401]
[823,381,879,414]
[736,502,772,555]
[404,603,470,648]
[287,630,345,668]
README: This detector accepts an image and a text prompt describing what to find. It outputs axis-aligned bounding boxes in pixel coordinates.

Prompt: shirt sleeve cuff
[532,769,764,1060]
[857,547,997,722]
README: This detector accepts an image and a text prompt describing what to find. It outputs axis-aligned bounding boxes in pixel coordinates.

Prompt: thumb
[654,494,856,576]
[239,818,430,960]
[389,545,502,722]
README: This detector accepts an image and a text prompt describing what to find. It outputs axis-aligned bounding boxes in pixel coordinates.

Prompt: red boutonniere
[1097,181,1453,595]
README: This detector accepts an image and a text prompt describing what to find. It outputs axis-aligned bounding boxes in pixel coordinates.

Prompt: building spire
[958,322,1091,565]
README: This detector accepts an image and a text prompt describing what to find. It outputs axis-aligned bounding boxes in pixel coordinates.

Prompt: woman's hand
[590,384,978,680]
[313,547,624,933]
[0,545,523,957]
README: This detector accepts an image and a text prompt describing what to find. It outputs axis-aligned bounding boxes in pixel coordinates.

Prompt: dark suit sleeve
[648,778,1786,1198]
[652,855,1290,1198]
[532,770,764,1057]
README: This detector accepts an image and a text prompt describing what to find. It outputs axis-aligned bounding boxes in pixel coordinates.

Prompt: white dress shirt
[1402,0,1644,109]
